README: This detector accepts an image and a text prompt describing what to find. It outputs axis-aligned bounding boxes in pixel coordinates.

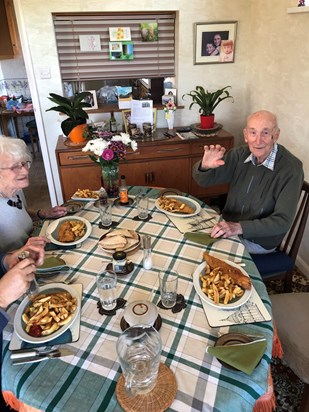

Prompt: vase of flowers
[164,100,176,130]
[82,124,138,197]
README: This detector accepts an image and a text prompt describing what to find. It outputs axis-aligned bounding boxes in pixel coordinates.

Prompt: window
[53,12,176,82]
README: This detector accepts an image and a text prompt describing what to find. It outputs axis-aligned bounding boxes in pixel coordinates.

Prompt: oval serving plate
[155,195,201,218]
[71,190,99,201]
[46,216,92,247]
[99,230,140,254]
[14,283,80,344]
[192,261,252,310]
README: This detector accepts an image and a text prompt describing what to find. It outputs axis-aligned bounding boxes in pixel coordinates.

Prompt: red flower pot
[200,114,215,129]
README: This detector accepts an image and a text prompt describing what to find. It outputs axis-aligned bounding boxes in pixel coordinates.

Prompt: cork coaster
[116,363,177,412]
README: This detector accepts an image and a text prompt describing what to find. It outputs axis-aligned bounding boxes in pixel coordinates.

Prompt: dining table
[2,186,274,412]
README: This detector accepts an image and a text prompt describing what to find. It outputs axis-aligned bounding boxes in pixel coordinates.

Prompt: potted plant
[46,91,92,143]
[182,85,233,129]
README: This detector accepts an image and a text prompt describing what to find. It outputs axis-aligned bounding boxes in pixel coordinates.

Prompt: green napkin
[36,256,68,272]
[206,339,267,375]
[184,232,218,246]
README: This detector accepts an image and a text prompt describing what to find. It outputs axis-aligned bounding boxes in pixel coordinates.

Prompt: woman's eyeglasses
[0,161,32,173]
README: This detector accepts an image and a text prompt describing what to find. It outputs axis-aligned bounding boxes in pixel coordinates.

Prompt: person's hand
[201,144,226,169]
[0,258,36,309]
[41,206,68,219]
[3,245,45,269]
[25,236,50,250]
[211,221,243,239]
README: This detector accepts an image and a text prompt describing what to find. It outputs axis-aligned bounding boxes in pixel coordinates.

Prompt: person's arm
[28,205,68,220]
[2,245,44,271]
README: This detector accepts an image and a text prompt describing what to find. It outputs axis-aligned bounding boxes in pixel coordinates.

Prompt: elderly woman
[0,136,67,253]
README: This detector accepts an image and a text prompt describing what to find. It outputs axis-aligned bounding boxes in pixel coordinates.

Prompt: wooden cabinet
[0,0,20,59]
[56,130,233,201]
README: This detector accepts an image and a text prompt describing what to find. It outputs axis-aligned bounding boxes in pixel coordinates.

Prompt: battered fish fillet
[204,252,252,290]
[58,221,75,243]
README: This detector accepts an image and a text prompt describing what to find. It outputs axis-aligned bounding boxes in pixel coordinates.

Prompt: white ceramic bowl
[124,300,158,326]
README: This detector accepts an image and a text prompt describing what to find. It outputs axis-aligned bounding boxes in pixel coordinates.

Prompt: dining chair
[270,292,309,412]
[26,119,40,159]
[250,181,309,292]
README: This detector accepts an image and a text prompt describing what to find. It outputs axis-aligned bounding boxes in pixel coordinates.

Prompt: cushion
[270,293,309,383]
[250,251,294,275]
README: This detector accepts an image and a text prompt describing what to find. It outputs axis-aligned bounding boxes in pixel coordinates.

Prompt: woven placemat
[116,363,177,412]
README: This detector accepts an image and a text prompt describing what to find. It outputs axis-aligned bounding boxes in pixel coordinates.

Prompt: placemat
[201,286,271,328]
[9,284,82,350]
[168,207,219,234]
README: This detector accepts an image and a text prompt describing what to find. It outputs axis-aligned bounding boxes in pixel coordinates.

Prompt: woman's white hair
[0,136,32,166]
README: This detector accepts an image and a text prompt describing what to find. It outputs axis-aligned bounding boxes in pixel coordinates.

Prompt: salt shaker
[142,235,152,270]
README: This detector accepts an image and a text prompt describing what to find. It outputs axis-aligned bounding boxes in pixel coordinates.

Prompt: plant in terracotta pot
[46,91,93,143]
[182,85,233,129]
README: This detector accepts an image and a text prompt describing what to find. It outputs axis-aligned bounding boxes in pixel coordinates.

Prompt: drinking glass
[136,194,149,220]
[116,324,162,396]
[159,269,178,308]
[96,269,117,310]
[99,199,113,227]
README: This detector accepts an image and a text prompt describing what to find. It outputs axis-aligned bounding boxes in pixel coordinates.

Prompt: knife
[11,347,57,359]
[11,348,74,365]
[39,220,50,237]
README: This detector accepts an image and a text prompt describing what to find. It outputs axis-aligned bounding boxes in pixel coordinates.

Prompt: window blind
[53,12,176,82]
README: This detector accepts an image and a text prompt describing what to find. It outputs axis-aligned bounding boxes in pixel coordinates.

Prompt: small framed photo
[109,41,134,60]
[164,88,177,104]
[83,90,98,110]
[194,21,237,65]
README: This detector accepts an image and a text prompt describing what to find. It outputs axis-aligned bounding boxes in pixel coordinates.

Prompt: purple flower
[102,148,114,161]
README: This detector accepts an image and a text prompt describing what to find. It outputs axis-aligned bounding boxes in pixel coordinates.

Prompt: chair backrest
[280,181,309,262]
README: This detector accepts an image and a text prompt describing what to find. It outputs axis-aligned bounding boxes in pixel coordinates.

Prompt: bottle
[110,111,117,133]
[142,235,152,270]
[98,187,112,227]
[119,175,129,204]
[99,186,108,206]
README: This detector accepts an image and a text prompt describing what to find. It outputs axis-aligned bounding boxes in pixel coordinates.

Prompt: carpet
[266,269,309,412]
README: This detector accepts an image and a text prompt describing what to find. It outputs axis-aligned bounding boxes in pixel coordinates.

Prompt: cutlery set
[10,348,73,365]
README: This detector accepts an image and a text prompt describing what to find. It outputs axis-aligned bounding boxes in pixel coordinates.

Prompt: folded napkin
[184,232,218,246]
[36,256,70,273]
[206,338,267,375]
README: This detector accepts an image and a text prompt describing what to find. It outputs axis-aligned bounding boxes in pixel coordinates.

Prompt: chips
[22,292,77,337]
[74,189,99,199]
[157,196,194,214]
[200,265,245,305]
[58,220,86,243]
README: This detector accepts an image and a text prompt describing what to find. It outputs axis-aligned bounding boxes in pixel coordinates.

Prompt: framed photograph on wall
[194,21,237,65]
[83,90,98,110]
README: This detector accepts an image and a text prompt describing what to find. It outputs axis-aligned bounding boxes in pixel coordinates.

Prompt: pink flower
[102,148,114,161]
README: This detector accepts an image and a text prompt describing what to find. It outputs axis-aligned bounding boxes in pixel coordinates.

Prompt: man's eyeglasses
[0,161,32,173]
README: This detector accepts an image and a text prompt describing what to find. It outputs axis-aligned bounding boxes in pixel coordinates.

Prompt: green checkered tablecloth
[2,187,273,412]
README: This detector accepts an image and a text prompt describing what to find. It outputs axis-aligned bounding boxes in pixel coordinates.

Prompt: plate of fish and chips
[14,283,80,344]
[155,195,201,218]
[47,217,92,246]
[193,253,252,310]
[71,188,100,201]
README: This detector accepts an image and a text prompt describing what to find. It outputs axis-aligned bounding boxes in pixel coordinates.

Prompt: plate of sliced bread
[155,195,201,218]
[98,229,140,254]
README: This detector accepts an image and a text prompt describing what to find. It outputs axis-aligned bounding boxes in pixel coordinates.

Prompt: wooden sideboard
[55,129,234,202]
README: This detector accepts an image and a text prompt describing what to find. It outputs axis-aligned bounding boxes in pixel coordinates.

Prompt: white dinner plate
[14,283,80,344]
[155,195,201,218]
[192,260,252,310]
[71,190,99,201]
[46,216,92,246]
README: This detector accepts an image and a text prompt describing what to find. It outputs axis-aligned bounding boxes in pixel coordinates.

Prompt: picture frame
[194,21,237,65]
[109,41,134,60]
[122,108,157,133]
[83,90,98,110]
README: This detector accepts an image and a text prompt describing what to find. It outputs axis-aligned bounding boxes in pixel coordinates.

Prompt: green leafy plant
[182,85,233,116]
[46,91,92,136]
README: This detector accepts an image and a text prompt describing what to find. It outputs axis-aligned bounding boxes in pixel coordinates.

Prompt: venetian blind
[52,12,176,82]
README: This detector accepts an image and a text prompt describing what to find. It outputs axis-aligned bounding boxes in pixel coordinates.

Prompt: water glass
[96,269,117,310]
[99,200,112,227]
[136,194,149,220]
[159,269,178,308]
[116,324,162,396]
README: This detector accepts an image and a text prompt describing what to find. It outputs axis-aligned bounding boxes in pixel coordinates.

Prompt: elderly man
[193,110,304,253]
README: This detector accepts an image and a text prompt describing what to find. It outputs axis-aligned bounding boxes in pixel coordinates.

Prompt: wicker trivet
[157,294,187,313]
[97,298,126,316]
[116,363,177,412]
[120,314,162,332]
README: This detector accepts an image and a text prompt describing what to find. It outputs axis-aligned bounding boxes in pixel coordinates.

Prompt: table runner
[2,187,273,412]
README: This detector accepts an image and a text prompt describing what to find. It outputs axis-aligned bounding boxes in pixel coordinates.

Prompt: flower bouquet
[163,100,176,129]
[82,125,138,197]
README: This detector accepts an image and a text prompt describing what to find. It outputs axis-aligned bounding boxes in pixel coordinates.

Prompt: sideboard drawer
[58,151,92,166]
[191,136,233,155]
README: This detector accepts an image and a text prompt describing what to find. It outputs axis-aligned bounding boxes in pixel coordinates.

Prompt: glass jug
[116,324,162,396]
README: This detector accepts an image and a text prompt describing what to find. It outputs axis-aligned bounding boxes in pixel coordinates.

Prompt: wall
[13,0,309,273]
